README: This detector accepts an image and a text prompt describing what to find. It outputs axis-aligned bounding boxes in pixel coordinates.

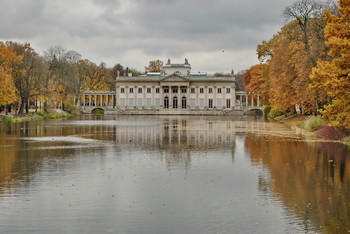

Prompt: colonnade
[79,91,116,107]
[235,91,262,108]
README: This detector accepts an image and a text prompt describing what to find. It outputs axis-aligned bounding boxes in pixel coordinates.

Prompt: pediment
[160,74,189,82]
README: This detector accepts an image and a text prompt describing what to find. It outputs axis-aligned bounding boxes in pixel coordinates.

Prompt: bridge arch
[91,108,105,114]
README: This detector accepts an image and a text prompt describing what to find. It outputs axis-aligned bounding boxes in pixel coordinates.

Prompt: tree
[79,60,113,91]
[6,42,47,114]
[128,68,142,76]
[44,46,80,110]
[145,60,163,73]
[0,43,20,113]
[234,71,246,91]
[257,35,278,63]
[244,64,270,105]
[252,0,336,113]
[111,63,124,77]
[311,0,350,128]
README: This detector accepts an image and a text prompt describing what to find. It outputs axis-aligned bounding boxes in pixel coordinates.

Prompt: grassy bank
[0,109,74,124]
[274,114,350,146]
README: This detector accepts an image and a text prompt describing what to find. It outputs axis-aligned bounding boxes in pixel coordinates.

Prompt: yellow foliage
[0,44,20,105]
[311,0,350,128]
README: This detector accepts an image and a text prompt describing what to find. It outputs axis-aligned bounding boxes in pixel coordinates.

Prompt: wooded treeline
[0,42,139,114]
[244,0,350,128]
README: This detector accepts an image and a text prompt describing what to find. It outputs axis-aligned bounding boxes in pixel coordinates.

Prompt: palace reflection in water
[0,115,349,234]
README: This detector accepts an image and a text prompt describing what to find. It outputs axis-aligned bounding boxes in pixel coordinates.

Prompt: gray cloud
[0,0,290,73]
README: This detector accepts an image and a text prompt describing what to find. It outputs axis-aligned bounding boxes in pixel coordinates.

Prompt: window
[199,98,204,108]
[172,87,178,93]
[200,88,204,93]
[164,87,169,93]
[190,98,195,108]
[129,98,134,107]
[191,88,195,93]
[226,88,231,93]
[156,88,160,93]
[182,97,186,109]
[208,88,213,93]
[164,97,169,109]
[217,99,222,108]
[181,87,187,93]
[155,98,160,108]
[147,88,151,93]
[226,99,231,108]
[208,99,213,108]
[120,88,125,93]
[129,88,134,93]
[120,98,125,107]
[147,98,151,107]
[217,88,222,93]
[173,97,178,109]
[138,98,143,107]
[138,88,142,93]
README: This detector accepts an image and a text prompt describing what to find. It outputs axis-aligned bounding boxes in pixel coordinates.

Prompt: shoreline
[274,114,350,146]
[0,109,73,123]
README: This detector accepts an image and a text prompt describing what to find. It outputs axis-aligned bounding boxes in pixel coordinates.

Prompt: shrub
[267,106,285,119]
[0,117,13,123]
[315,126,347,140]
[304,116,325,132]
[263,106,272,116]
[64,100,81,115]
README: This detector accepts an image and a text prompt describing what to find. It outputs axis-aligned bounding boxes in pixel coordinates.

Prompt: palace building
[79,59,262,114]
[115,59,236,114]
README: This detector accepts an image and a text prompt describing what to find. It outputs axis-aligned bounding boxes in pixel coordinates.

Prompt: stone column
[231,86,235,109]
[186,85,190,109]
[160,85,164,109]
[134,86,137,108]
[169,86,173,108]
[77,95,81,107]
[195,86,199,109]
[204,86,209,109]
[152,86,155,109]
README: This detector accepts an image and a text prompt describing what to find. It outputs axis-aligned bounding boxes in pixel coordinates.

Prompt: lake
[0,115,349,234]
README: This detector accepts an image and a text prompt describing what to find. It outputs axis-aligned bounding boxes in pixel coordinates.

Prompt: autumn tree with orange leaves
[0,43,20,114]
[244,64,270,105]
[311,0,350,128]
[248,0,336,114]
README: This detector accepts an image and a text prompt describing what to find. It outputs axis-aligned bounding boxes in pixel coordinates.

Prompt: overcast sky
[0,0,292,74]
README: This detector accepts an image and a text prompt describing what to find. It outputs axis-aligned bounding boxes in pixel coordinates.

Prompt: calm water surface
[0,115,349,234]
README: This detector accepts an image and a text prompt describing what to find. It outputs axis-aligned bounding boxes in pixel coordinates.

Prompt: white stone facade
[116,59,236,112]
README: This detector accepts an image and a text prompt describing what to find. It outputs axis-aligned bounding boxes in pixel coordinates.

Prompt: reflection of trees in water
[245,135,350,233]
[0,121,107,197]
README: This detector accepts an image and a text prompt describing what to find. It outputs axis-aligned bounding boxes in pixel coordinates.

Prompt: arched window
[182,97,186,109]
[173,96,178,109]
[164,96,169,109]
